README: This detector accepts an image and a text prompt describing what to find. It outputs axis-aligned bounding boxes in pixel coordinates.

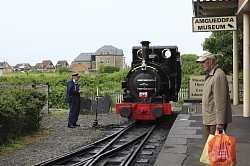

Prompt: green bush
[99,65,120,74]
[49,85,68,109]
[57,67,71,75]
[103,66,120,73]
[0,71,128,109]
[0,87,46,145]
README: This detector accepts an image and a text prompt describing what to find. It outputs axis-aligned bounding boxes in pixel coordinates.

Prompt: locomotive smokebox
[141,41,150,64]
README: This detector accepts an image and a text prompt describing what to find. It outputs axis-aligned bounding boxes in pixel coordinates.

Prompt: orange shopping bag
[208,130,236,166]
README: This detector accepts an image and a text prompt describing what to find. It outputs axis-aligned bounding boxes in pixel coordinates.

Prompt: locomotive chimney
[141,41,150,64]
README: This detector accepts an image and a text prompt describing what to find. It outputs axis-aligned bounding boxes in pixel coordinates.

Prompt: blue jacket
[66,79,80,103]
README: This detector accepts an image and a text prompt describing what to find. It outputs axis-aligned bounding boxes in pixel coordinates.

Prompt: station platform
[154,104,250,166]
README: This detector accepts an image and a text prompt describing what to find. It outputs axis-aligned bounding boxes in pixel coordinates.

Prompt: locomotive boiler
[116,41,181,120]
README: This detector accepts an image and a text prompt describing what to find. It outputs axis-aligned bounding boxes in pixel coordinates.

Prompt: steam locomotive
[116,41,181,120]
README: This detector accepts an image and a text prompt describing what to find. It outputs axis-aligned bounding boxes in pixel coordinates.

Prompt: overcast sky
[0,0,211,66]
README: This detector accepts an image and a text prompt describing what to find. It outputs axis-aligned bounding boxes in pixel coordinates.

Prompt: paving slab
[154,104,250,166]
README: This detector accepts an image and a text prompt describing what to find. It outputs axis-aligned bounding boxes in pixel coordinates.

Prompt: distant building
[13,63,32,72]
[71,53,95,70]
[95,45,124,70]
[70,63,87,74]
[34,63,44,72]
[34,60,55,72]
[4,45,124,74]
[0,61,13,73]
[55,60,69,68]
[71,45,124,72]
[0,66,4,76]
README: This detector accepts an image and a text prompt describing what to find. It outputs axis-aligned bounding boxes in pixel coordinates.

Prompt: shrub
[0,87,46,145]
[99,65,120,74]
[57,67,71,75]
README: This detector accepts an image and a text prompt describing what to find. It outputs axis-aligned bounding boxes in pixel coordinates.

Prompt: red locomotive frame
[116,103,172,120]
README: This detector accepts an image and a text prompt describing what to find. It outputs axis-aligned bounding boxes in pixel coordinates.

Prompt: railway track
[36,114,177,166]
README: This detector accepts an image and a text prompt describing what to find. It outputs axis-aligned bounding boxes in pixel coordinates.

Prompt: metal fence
[94,86,243,106]
[81,91,123,113]
[178,88,189,101]
[107,88,189,103]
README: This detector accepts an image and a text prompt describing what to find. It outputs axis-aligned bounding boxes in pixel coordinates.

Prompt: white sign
[192,16,237,32]
[189,75,233,100]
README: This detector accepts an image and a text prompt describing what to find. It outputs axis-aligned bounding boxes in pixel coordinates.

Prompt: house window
[100,59,104,63]
[107,59,110,64]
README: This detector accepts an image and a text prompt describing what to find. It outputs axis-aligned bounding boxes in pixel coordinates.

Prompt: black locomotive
[116,41,181,120]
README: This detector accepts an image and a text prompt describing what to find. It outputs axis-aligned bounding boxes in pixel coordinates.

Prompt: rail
[35,122,137,166]
[35,121,159,166]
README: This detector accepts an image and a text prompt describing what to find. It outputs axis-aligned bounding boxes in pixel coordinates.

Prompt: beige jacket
[202,66,232,125]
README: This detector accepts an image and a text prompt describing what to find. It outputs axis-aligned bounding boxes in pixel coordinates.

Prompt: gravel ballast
[0,110,128,166]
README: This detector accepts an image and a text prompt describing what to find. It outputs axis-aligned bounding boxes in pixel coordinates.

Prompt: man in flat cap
[197,52,232,140]
[66,73,83,128]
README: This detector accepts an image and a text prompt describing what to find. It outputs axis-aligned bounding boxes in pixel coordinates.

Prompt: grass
[0,110,69,158]
[50,109,69,116]
[0,128,52,159]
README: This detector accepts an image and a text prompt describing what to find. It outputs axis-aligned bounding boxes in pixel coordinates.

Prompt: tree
[202,29,243,74]
[99,65,120,74]
[180,54,203,88]
[99,64,105,73]
[103,66,120,73]
[57,67,70,75]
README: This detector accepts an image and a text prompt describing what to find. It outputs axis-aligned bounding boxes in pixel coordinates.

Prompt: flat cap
[196,52,215,62]
[72,73,79,77]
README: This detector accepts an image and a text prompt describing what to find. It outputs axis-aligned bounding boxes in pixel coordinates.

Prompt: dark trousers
[68,99,80,126]
[204,124,228,140]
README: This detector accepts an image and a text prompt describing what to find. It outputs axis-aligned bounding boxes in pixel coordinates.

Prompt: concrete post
[243,13,250,117]
[233,30,239,105]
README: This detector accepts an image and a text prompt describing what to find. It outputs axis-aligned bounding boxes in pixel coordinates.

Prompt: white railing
[88,88,189,104]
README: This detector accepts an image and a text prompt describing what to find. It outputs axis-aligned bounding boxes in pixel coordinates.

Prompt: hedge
[0,87,47,145]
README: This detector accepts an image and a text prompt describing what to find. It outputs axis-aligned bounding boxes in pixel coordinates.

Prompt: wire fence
[86,88,189,105]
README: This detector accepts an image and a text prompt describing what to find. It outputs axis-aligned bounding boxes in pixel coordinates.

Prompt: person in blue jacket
[66,73,82,128]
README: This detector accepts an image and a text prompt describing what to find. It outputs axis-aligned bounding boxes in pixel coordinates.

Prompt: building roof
[35,63,44,69]
[56,60,69,66]
[74,53,93,62]
[35,60,55,70]
[14,63,31,69]
[74,45,124,63]
[95,45,123,55]
[42,60,53,65]
[0,61,7,66]
[193,0,237,18]
[0,61,12,69]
